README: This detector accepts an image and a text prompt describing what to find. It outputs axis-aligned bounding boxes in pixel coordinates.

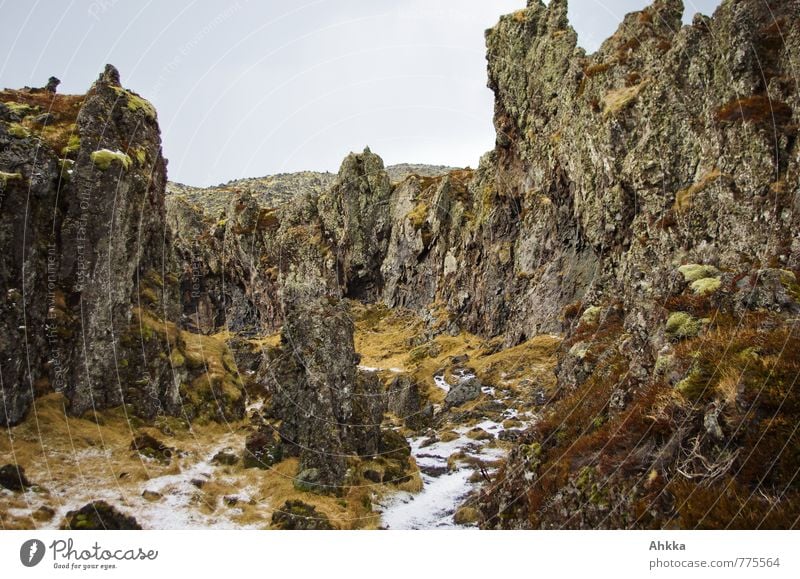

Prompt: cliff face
[469,0,800,528]
[378,0,798,345]
[0,66,244,426]
[0,65,168,424]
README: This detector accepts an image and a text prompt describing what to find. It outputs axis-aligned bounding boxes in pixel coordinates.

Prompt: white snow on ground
[25,430,268,530]
[135,435,263,529]
[359,365,404,374]
[378,372,535,529]
[380,468,474,530]
[433,374,450,392]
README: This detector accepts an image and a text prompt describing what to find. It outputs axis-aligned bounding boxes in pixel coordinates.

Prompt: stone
[130,433,175,463]
[271,500,333,530]
[445,376,482,408]
[379,429,411,462]
[45,76,60,93]
[0,464,31,491]
[386,374,432,430]
[61,501,141,530]
[363,469,382,483]
[293,468,322,493]
[242,429,283,469]
[211,448,239,466]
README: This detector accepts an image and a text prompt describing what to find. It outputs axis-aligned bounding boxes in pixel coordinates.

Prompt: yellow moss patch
[111,87,157,120]
[691,277,722,296]
[678,263,720,282]
[3,101,37,116]
[0,170,23,185]
[61,133,80,156]
[91,149,131,171]
[666,312,703,340]
[7,122,29,138]
[406,201,430,230]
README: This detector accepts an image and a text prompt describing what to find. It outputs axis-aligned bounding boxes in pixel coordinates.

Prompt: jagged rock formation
[262,159,387,491]
[0,65,244,425]
[167,190,282,336]
[470,0,800,528]
[318,151,393,299]
[165,164,457,219]
[2,0,798,529]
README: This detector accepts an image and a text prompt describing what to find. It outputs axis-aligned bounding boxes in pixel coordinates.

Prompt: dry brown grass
[0,89,85,155]
[0,393,383,530]
[602,79,651,116]
[673,168,724,212]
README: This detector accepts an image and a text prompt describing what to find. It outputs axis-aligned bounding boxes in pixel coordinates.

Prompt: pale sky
[0,0,722,186]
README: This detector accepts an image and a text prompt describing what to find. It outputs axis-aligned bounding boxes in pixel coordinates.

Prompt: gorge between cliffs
[1,0,799,530]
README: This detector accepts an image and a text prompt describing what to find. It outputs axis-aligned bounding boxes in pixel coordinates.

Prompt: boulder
[130,433,175,463]
[61,501,141,530]
[243,429,283,469]
[0,464,31,491]
[270,500,333,530]
[444,376,482,408]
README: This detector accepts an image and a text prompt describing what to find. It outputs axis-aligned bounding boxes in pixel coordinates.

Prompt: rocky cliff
[1,0,798,529]
[469,0,800,528]
[0,65,244,426]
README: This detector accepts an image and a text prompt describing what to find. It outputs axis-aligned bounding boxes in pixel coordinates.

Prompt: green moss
[406,201,429,230]
[691,277,722,295]
[7,122,29,138]
[678,264,720,282]
[61,134,81,156]
[3,101,37,117]
[675,365,710,402]
[133,147,147,165]
[580,305,602,325]
[779,270,800,301]
[654,354,674,375]
[111,87,157,120]
[144,269,164,288]
[0,171,23,185]
[665,312,703,340]
[91,149,132,171]
[139,286,159,304]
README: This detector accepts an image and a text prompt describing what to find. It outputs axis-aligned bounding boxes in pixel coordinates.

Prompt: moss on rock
[665,312,703,340]
[678,264,720,282]
[690,277,722,295]
[90,149,131,171]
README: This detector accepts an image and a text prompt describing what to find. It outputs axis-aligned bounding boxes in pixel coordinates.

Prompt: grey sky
[1,0,722,186]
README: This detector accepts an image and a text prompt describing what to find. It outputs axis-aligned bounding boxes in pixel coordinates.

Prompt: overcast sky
[1,0,722,186]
